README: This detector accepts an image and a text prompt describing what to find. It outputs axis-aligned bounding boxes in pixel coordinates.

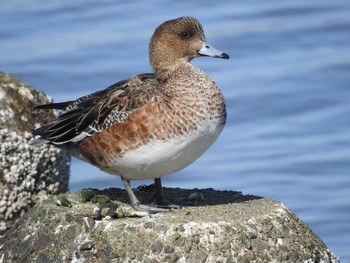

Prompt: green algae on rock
[91,195,111,205]
[80,189,97,202]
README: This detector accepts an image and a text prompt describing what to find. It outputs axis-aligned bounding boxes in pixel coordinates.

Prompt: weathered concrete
[0,188,339,263]
[0,72,70,234]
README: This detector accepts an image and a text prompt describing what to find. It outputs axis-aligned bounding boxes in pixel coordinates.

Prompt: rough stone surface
[0,72,54,132]
[0,72,70,234]
[0,188,339,263]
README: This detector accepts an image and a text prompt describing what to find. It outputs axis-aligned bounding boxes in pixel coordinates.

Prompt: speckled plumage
[32,17,229,212]
[78,64,226,178]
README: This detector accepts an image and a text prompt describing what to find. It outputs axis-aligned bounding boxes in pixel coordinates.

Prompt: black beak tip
[220,53,229,59]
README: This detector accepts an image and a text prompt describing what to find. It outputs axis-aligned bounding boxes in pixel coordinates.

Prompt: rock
[0,188,339,263]
[0,72,53,132]
[0,72,70,234]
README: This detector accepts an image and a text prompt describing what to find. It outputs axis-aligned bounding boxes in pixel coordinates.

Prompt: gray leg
[153,178,165,201]
[121,176,169,213]
[121,176,140,207]
[151,178,181,209]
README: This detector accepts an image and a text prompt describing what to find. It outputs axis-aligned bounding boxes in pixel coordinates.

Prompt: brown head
[149,17,229,79]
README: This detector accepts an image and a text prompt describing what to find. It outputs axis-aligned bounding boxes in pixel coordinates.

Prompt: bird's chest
[108,117,224,180]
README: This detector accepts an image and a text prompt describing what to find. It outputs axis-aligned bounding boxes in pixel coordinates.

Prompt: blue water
[1,0,349,261]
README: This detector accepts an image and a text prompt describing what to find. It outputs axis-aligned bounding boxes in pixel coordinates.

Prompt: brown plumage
[32,17,229,212]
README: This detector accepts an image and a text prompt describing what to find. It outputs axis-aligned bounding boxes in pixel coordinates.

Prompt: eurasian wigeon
[32,16,229,212]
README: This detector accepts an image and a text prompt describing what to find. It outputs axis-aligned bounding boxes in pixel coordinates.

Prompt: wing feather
[32,74,157,145]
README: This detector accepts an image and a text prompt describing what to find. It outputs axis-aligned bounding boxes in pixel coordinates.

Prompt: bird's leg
[120,176,168,213]
[151,178,181,209]
[121,176,140,207]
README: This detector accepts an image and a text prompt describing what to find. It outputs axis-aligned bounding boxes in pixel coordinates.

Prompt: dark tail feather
[35,101,74,110]
[32,124,52,137]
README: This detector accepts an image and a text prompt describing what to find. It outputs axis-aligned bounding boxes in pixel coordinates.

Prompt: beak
[197,41,229,59]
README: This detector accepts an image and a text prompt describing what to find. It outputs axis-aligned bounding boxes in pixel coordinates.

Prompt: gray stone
[0,72,70,234]
[0,188,339,263]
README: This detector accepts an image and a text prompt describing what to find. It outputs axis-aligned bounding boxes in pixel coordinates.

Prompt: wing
[32,73,158,145]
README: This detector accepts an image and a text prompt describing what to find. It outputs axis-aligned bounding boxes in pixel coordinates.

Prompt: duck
[32,16,229,212]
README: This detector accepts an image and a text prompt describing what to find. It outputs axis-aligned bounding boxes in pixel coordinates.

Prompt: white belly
[105,122,224,180]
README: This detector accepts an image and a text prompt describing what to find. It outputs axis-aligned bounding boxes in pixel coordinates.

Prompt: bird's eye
[180,31,189,38]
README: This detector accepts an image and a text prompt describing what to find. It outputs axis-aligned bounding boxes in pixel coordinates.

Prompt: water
[1,0,350,261]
